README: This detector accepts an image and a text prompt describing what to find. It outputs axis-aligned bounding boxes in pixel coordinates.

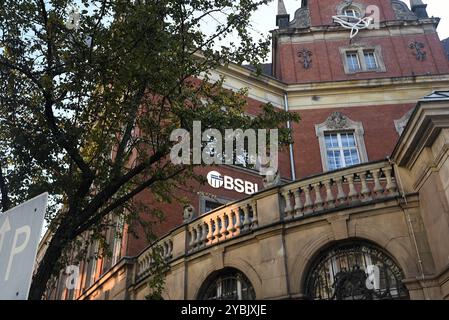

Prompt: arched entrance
[197,268,256,300]
[304,240,409,300]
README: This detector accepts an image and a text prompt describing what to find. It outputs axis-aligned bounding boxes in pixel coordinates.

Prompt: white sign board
[0,193,48,300]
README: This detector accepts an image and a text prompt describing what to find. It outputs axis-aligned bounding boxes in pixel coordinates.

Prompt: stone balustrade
[279,161,399,219]
[135,160,400,281]
[186,199,258,253]
[136,236,173,279]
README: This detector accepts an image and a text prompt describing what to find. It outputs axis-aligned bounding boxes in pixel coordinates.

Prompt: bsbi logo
[206,171,259,195]
[207,171,224,189]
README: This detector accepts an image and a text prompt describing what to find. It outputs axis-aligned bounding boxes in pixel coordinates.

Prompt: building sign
[0,193,48,300]
[206,171,259,195]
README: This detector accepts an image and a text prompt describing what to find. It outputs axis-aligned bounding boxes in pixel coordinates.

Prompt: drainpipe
[388,157,426,282]
[284,93,297,181]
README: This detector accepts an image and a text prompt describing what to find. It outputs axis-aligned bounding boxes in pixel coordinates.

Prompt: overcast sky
[247,0,449,62]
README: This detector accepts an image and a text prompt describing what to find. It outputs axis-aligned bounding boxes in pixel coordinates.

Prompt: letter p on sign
[0,193,48,300]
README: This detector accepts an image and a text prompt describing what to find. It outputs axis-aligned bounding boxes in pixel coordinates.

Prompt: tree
[0,0,299,300]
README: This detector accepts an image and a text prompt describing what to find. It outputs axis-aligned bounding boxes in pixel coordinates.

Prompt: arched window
[305,241,409,300]
[198,268,256,300]
[343,7,361,18]
[336,2,365,19]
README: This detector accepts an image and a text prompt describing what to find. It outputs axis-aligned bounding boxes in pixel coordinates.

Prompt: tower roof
[277,0,287,16]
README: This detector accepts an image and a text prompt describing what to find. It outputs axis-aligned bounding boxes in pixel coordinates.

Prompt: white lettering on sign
[0,193,48,300]
[206,171,258,195]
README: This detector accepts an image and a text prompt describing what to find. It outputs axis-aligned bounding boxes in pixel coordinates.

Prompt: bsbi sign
[207,171,259,195]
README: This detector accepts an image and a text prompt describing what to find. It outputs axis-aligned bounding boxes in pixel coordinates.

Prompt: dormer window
[343,7,361,18]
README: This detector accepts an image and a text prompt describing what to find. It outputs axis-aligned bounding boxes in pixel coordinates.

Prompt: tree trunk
[28,229,67,300]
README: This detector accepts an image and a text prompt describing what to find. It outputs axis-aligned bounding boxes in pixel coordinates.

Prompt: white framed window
[88,240,99,287]
[346,52,361,72]
[316,112,368,172]
[325,132,361,171]
[363,50,379,70]
[111,217,124,266]
[340,46,386,74]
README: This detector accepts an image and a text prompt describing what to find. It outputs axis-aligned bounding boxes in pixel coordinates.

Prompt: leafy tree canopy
[0,0,299,299]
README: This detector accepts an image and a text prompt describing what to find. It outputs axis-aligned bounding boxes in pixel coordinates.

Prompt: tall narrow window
[111,217,123,266]
[346,52,361,72]
[325,132,360,171]
[364,50,378,70]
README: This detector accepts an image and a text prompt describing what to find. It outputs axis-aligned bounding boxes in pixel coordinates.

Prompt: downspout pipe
[284,93,297,181]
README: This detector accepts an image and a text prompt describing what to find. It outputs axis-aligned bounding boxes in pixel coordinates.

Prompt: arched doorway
[197,268,256,300]
[304,240,409,300]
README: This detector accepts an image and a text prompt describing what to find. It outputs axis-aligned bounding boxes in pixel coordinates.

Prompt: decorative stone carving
[394,109,414,136]
[183,204,196,223]
[315,112,368,172]
[391,0,417,20]
[336,0,365,16]
[289,7,310,28]
[298,49,312,69]
[409,41,427,61]
[262,170,281,189]
[325,112,349,129]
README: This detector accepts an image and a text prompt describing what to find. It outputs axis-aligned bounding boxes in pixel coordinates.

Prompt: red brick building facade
[42,0,449,300]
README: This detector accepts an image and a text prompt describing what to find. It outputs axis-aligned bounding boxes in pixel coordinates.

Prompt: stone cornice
[392,98,449,169]
[211,63,449,110]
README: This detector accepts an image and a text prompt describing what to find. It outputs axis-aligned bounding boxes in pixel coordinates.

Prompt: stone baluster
[201,223,208,247]
[162,242,167,259]
[324,180,335,209]
[213,216,221,238]
[384,167,399,196]
[196,225,203,247]
[242,205,251,230]
[234,209,242,231]
[313,183,323,211]
[293,188,304,218]
[251,201,259,228]
[346,175,359,203]
[220,212,228,236]
[168,240,173,257]
[360,171,372,202]
[282,191,293,217]
[227,210,235,234]
[372,169,384,198]
[188,229,194,250]
[207,219,214,242]
[336,177,346,206]
[192,228,199,248]
[293,188,304,217]
[303,186,313,215]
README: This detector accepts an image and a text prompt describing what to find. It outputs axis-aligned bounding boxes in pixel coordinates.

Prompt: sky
[247,0,449,61]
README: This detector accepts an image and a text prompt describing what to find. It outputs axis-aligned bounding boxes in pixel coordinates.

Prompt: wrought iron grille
[305,241,409,300]
[199,269,256,300]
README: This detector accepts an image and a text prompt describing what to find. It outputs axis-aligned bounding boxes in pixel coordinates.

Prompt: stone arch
[191,258,263,300]
[289,222,419,296]
[296,237,413,299]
